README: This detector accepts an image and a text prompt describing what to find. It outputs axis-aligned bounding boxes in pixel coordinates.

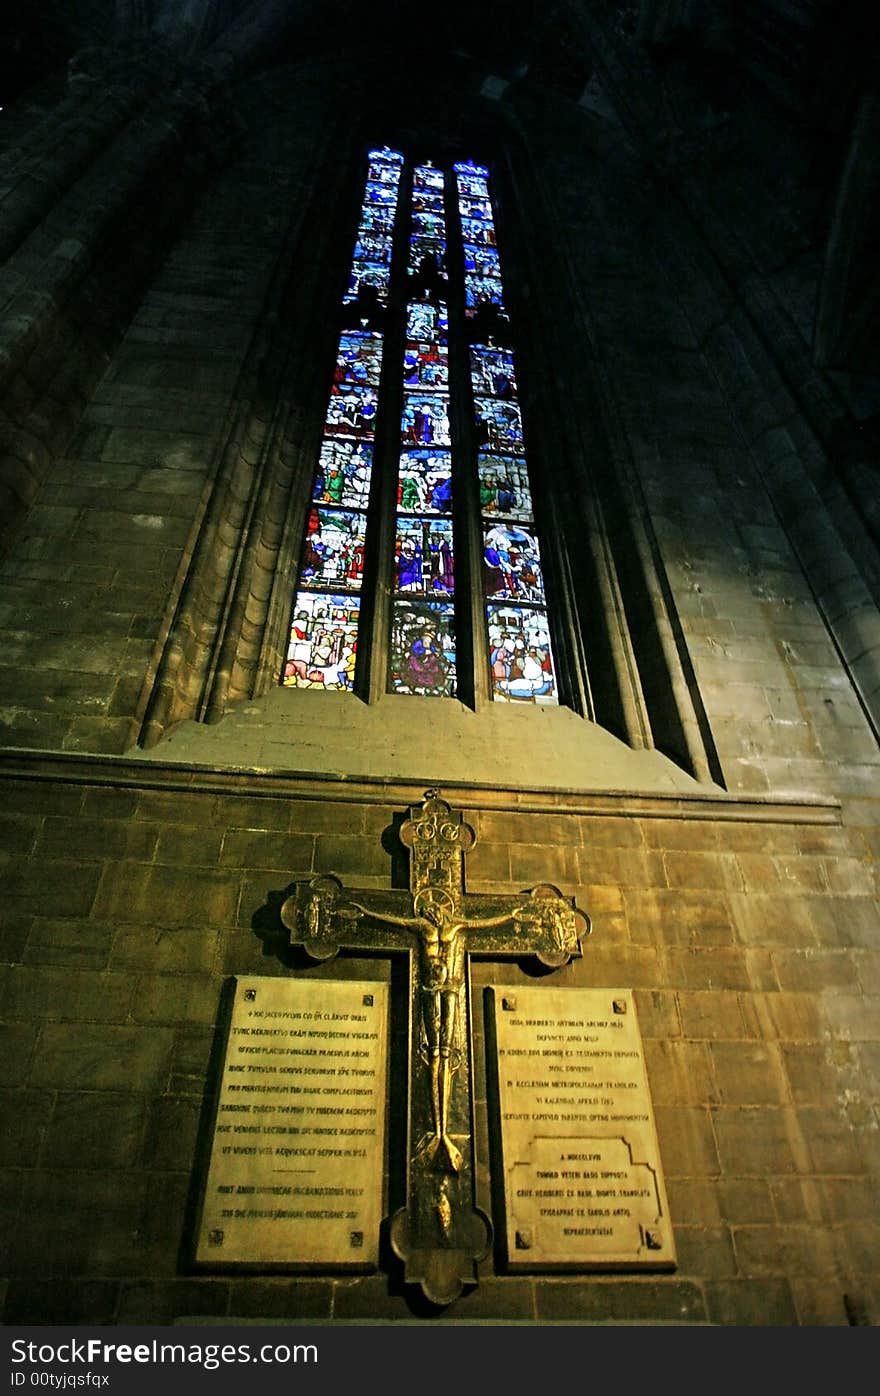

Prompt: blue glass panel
[462,245,501,279]
[457,172,490,199]
[365,179,399,205]
[343,261,391,305]
[408,236,447,279]
[395,516,455,596]
[487,605,557,704]
[360,205,396,235]
[453,159,490,179]
[390,600,456,696]
[465,275,504,309]
[457,193,493,222]
[353,233,393,265]
[412,210,446,239]
[401,392,451,447]
[404,339,448,389]
[413,188,444,213]
[460,217,496,247]
[474,397,523,450]
[483,523,545,603]
[313,440,373,509]
[414,164,445,192]
[324,384,379,438]
[406,302,448,343]
[284,592,360,690]
[470,346,516,399]
[398,447,453,514]
[478,455,533,521]
[365,147,405,174]
[301,506,367,590]
[334,332,383,389]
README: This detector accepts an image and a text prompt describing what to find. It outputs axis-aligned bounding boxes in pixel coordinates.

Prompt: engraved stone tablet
[195,975,389,1267]
[485,985,675,1270]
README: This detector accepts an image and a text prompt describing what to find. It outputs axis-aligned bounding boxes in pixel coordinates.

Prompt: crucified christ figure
[345,884,526,1173]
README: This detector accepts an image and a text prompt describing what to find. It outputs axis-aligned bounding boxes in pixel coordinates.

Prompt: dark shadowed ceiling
[2,2,878,373]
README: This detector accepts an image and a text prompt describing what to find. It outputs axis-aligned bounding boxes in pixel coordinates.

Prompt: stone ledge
[0,747,841,825]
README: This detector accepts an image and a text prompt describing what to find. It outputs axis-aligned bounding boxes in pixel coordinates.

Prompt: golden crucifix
[280,790,589,1304]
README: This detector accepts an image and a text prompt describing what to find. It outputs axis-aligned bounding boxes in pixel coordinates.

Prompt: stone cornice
[0,747,842,823]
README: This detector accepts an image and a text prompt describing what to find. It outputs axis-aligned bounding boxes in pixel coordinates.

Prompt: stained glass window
[282,146,403,690]
[283,148,558,705]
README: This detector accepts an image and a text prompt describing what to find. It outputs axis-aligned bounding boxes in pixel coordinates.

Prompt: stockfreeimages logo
[10,1339,318,1378]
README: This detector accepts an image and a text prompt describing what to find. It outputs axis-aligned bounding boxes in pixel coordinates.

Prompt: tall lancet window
[282,148,558,705]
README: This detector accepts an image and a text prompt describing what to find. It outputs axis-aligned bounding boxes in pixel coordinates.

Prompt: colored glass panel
[395,516,455,596]
[401,393,450,447]
[334,332,383,389]
[456,160,558,706]
[324,384,379,438]
[487,605,556,704]
[483,523,545,604]
[477,455,533,521]
[286,147,403,694]
[474,397,523,450]
[465,275,504,309]
[390,600,456,696]
[353,233,393,265]
[398,447,453,514]
[460,217,496,247]
[470,345,516,398]
[416,165,445,191]
[463,246,501,279]
[284,592,360,691]
[404,340,448,388]
[301,507,367,590]
[407,302,448,341]
[314,441,373,509]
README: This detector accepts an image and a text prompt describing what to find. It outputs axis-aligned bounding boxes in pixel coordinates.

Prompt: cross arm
[280,874,414,961]
[464,883,590,967]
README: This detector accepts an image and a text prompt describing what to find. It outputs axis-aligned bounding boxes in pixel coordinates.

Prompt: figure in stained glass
[465,275,504,309]
[487,605,556,703]
[390,602,456,696]
[403,341,448,388]
[470,345,516,398]
[407,302,448,342]
[395,517,454,596]
[284,592,360,690]
[483,523,544,603]
[397,448,452,515]
[302,508,367,589]
[354,233,393,265]
[401,394,451,447]
[474,397,522,449]
[477,455,532,520]
[314,441,372,509]
[325,385,378,438]
[460,217,496,247]
[333,332,383,389]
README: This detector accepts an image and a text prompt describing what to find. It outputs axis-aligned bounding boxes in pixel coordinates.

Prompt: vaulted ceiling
[3,2,878,373]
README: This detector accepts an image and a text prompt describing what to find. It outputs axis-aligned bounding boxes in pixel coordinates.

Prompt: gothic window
[281,147,559,706]
[137,134,720,787]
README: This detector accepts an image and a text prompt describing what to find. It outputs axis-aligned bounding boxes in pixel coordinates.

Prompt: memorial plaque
[195,975,389,1268]
[486,985,675,1271]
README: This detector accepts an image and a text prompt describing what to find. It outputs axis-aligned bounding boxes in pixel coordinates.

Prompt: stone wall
[0,34,878,1330]
[0,757,876,1325]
